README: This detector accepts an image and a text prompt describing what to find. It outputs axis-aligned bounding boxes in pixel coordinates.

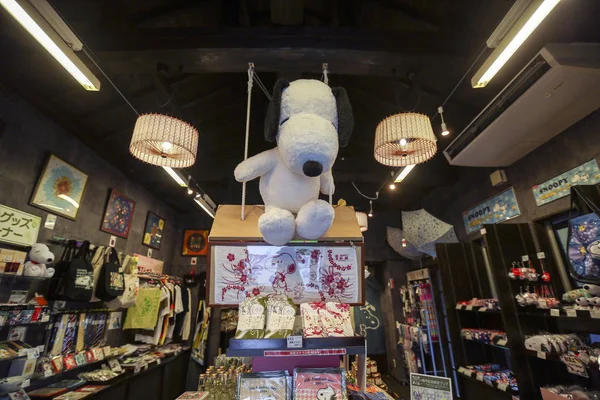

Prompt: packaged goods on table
[238,371,290,400]
[294,368,346,400]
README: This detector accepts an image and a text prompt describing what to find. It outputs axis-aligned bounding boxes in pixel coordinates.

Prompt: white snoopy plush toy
[234,79,353,246]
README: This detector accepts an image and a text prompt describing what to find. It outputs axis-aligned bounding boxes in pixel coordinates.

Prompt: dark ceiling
[1,0,599,215]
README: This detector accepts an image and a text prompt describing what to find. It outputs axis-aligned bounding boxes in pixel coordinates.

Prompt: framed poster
[182,230,208,256]
[208,242,365,306]
[30,154,88,220]
[142,212,165,250]
[100,190,136,239]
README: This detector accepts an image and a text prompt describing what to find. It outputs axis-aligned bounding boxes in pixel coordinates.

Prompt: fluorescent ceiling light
[58,194,79,209]
[194,197,215,219]
[162,166,188,187]
[472,0,560,88]
[0,0,100,91]
[394,165,415,183]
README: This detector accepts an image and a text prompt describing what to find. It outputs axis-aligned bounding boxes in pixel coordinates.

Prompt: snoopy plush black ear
[332,87,354,147]
[264,79,290,142]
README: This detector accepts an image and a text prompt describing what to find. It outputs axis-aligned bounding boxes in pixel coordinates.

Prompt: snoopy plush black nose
[303,161,323,177]
[47,258,53,263]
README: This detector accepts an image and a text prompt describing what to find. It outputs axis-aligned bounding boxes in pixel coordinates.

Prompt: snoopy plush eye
[280,117,289,126]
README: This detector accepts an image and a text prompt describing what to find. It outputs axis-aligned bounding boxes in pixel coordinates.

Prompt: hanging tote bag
[48,240,77,300]
[567,185,600,283]
[105,256,139,309]
[63,240,95,301]
[90,246,107,302]
[95,247,125,301]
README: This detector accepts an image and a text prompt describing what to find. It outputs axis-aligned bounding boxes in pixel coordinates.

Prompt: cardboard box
[0,249,15,274]
[12,251,26,275]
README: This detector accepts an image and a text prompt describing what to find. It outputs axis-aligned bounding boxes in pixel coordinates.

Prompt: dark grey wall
[422,109,600,240]
[0,88,190,269]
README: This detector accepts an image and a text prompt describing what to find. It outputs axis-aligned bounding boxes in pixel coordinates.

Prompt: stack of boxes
[350,357,388,392]
[0,248,28,275]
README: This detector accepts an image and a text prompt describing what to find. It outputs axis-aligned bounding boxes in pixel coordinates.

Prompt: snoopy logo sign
[463,188,521,234]
[532,159,600,206]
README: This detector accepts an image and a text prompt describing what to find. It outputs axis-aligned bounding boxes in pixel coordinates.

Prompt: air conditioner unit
[444,43,600,167]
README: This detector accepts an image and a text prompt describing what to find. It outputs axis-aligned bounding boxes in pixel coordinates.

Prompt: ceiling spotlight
[389,183,396,190]
[187,188,193,195]
[195,192,201,199]
[438,106,450,136]
[368,200,373,217]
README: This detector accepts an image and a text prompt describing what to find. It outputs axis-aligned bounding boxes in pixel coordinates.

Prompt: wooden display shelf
[209,205,363,242]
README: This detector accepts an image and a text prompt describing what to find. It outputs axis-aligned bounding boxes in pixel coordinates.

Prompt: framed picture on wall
[100,189,136,239]
[30,154,89,220]
[182,230,209,256]
[142,211,165,250]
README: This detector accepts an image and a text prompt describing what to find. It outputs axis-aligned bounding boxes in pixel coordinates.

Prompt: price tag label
[476,373,484,382]
[478,307,488,312]
[591,309,600,319]
[41,315,50,323]
[537,252,546,259]
[103,346,112,357]
[566,309,577,318]
[21,379,30,388]
[134,362,142,374]
[457,367,466,374]
[109,236,117,248]
[537,352,547,360]
[143,363,148,370]
[462,369,472,377]
[27,348,39,359]
[465,333,472,341]
[497,339,508,347]
[44,370,52,378]
[287,336,303,349]
[466,305,474,311]
[157,359,161,365]
[522,255,530,262]
[550,309,560,317]
[455,304,463,310]
[497,382,508,392]
[480,228,487,235]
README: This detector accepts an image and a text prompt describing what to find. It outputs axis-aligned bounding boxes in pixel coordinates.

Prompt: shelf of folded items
[226,336,366,357]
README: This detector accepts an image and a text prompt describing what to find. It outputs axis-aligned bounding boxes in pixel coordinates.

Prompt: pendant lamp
[356,212,368,232]
[130,114,199,168]
[374,112,437,167]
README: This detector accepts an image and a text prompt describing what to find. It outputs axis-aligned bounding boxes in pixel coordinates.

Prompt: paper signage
[135,254,164,274]
[0,204,41,246]
[463,188,521,234]
[410,373,453,400]
[286,336,303,349]
[532,159,600,206]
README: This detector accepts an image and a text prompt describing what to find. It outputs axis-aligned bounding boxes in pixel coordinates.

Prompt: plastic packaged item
[300,302,326,338]
[238,371,290,400]
[265,295,296,338]
[294,368,347,400]
[235,296,267,339]
[318,303,354,337]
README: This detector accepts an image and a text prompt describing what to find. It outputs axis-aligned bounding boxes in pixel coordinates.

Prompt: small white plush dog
[23,243,55,278]
[234,79,353,246]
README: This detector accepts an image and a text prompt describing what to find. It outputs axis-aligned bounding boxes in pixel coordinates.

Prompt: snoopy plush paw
[296,200,335,240]
[259,208,296,246]
[44,267,55,278]
[23,261,43,277]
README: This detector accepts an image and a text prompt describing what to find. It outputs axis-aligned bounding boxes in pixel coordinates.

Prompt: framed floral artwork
[182,230,208,256]
[30,154,89,220]
[143,211,165,250]
[100,189,136,239]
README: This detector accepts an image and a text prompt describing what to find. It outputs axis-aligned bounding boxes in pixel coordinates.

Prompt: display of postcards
[120,357,140,367]
[7,389,30,400]
[238,371,290,400]
[0,310,10,327]
[7,291,28,305]
[9,309,33,325]
[75,385,108,394]
[108,359,122,372]
[77,369,120,382]
[74,353,87,366]
[92,348,104,361]
[293,368,346,400]
[27,387,68,398]
[64,355,77,370]
[37,358,53,378]
[0,343,18,360]
[85,351,95,363]
[8,326,26,342]
[47,380,86,390]
[51,356,64,373]
[53,392,90,400]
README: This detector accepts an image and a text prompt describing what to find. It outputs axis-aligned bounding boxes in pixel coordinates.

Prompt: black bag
[95,247,124,301]
[55,240,95,301]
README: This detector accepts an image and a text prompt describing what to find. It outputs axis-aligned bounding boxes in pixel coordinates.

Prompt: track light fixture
[187,188,193,195]
[368,200,373,218]
[438,106,450,136]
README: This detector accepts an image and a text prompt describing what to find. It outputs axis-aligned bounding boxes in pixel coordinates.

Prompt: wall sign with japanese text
[463,188,521,235]
[0,204,41,246]
[532,159,600,206]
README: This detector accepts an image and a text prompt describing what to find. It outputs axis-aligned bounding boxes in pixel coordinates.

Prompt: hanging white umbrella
[386,226,425,260]
[401,209,458,257]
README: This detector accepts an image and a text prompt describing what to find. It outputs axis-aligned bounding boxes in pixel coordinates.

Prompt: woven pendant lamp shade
[130,114,199,168]
[356,212,368,232]
[374,112,437,167]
